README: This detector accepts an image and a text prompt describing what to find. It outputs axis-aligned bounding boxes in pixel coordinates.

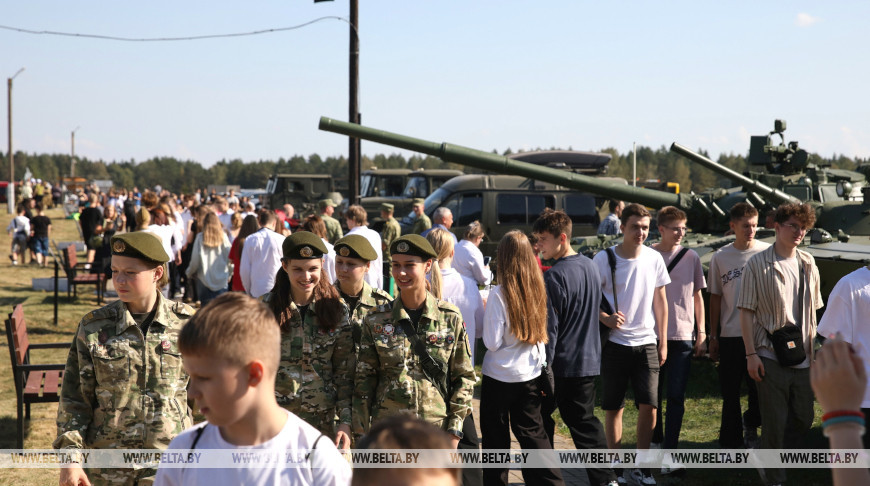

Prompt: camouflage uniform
[380,216,401,263]
[54,292,195,486]
[353,293,476,437]
[263,292,355,437]
[340,280,393,350]
[411,213,432,235]
[321,213,344,245]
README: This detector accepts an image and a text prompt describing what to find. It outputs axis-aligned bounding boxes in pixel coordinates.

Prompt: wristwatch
[447,429,464,440]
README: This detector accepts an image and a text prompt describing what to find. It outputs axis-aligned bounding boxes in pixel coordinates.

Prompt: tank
[319,116,870,309]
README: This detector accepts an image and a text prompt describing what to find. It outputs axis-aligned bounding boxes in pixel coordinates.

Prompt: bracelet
[822,410,865,422]
[823,416,865,429]
[746,352,757,357]
[823,417,866,438]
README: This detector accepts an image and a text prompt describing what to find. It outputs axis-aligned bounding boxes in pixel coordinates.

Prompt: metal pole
[632,142,637,187]
[348,0,360,205]
[6,78,13,214]
[71,127,79,177]
[7,68,23,214]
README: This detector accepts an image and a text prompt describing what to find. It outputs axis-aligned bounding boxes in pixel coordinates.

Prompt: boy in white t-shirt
[155,293,351,486]
[707,202,770,449]
[594,203,669,486]
[650,207,707,471]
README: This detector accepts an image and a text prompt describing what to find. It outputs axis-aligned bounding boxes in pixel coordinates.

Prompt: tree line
[0,146,867,195]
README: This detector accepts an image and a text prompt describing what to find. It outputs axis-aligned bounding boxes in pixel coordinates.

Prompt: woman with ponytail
[262,231,353,450]
[480,230,563,486]
[353,234,477,456]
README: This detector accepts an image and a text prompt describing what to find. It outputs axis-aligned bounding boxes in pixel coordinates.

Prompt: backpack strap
[397,318,450,403]
[666,247,690,274]
[190,424,207,450]
[305,433,327,463]
[605,247,618,313]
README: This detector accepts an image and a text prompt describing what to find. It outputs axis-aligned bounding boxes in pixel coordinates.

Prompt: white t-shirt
[482,286,544,383]
[818,266,870,408]
[346,226,383,290]
[707,241,771,337]
[653,245,707,341]
[322,238,336,285]
[593,245,670,346]
[154,410,351,486]
[440,267,485,364]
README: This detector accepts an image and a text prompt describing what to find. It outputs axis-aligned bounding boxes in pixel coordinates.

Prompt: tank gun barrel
[670,142,800,206]
[320,117,700,211]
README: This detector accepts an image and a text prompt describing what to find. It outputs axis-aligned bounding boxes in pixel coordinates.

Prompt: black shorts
[601,341,660,410]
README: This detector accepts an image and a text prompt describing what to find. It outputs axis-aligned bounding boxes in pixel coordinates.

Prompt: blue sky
[2,2,868,167]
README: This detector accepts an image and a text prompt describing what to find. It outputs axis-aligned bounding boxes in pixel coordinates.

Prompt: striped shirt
[737,244,823,355]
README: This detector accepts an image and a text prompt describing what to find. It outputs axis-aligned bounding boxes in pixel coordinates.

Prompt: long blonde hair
[201,212,225,248]
[425,229,453,300]
[496,230,548,345]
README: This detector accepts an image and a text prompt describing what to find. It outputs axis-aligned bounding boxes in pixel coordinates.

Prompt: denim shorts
[33,237,49,256]
[601,341,660,410]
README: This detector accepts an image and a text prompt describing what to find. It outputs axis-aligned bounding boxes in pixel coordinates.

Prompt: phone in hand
[483,256,492,266]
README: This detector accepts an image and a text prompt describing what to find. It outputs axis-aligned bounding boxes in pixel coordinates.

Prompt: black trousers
[481,375,564,486]
[717,337,761,447]
[459,412,483,486]
[542,375,615,486]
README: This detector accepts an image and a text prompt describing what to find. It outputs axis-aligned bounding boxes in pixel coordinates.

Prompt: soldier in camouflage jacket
[353,235,475,442]
[263,231,355,448]
[333,234,393,351]
[55,232,195,485]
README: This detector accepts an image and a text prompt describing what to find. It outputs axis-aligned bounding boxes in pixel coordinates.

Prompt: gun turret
[670,142,800,207]
[319,117,707,214]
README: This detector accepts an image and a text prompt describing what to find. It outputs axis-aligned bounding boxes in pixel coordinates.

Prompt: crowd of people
[14,181,862,486]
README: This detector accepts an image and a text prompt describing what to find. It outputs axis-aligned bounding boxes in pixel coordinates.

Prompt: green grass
[0,210,834,485]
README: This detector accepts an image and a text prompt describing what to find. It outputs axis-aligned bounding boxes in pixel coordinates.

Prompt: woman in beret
[353,234,476,450]
[333,234,393,353]
[262,231,354,449]
[55,232,195,486]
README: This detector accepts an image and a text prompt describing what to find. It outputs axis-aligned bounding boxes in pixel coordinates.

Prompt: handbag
[766,262,807,366]
[767,325,806,366]
[536,343,555,397]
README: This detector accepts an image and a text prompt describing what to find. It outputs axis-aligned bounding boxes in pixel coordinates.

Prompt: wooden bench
[61,244,105,305]
[5,304,68,448]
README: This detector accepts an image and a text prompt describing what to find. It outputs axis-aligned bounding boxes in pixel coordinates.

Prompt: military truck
[398,174,611,256]
[263,173,343,217]
[362,168,463,229]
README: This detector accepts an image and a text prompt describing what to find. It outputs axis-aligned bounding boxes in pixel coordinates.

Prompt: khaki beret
[412,198,426,207]
[334,234,377,261]
[282,231,328,260]
[380,203,394,212]
[111,232,169,263]
[390,234,437,259]
[318,199,338,210]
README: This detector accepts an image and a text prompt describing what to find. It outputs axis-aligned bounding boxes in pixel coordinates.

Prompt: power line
[0,16,350,42]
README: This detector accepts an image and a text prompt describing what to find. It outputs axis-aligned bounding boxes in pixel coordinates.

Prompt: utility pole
[348,0,360,205]
[7,67,25,214]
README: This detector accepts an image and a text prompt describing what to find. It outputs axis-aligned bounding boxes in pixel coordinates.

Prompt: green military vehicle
[362,168,463,229]
[398,173,613,256]
[263,173,343,217]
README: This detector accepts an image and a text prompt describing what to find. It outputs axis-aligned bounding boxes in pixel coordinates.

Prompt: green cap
[111,232,169,263]
[282,231,328,260]
[318,199,338,210]
[334,234,377,261]
[412,198,426,207]
[390,234,437,259]
[380,203,394,212]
